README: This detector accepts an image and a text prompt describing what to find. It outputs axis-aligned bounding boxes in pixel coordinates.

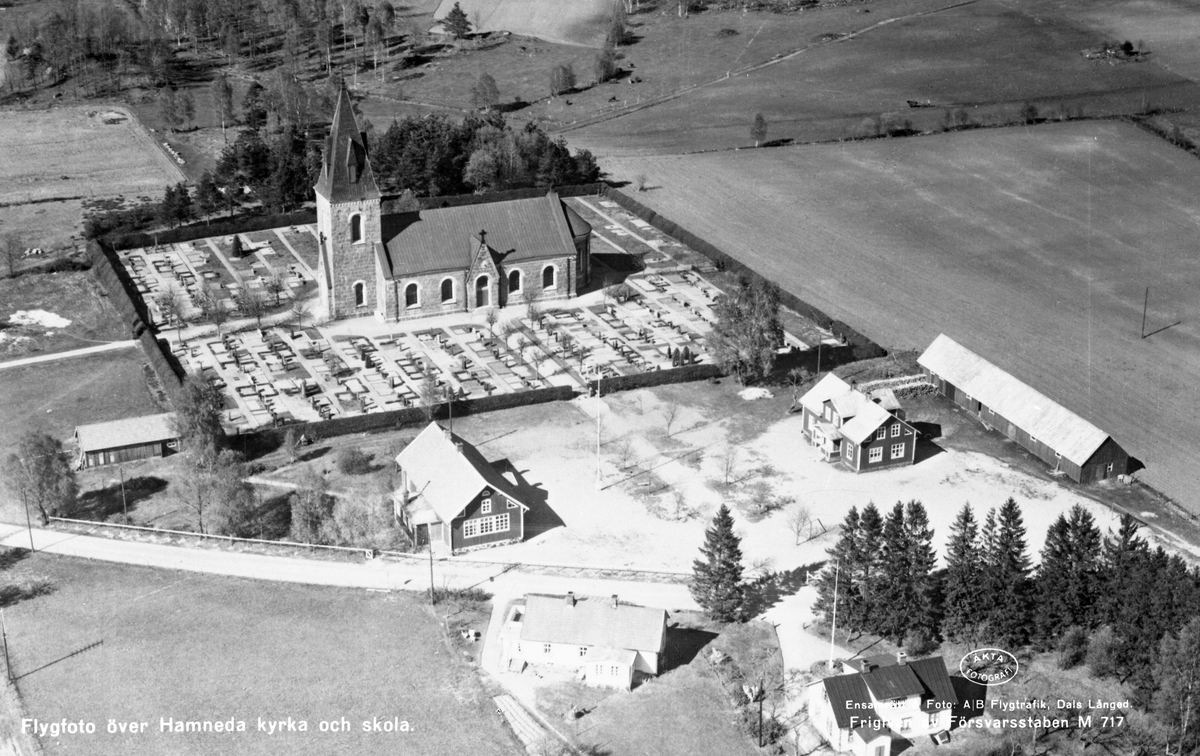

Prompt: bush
[337,447,375,475]
[1020,102,1039,124]
[903,627,938,657]
[549,63,576,96]
[1057,625,1089,670]
[1086,625,1120,678]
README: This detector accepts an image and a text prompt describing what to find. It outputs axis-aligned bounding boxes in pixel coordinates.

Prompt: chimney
[454,442,464,454]
[897,651,908,666]
[565,592,576,607]
[611,594,619,609]
[850,379,858,391]
[443,428,453,440]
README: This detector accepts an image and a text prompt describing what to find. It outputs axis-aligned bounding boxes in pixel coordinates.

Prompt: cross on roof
[479,229,487,245]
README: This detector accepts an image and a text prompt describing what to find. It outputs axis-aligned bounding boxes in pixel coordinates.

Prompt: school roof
[918,334,1114,466]
[840,401,902,445]
[907,657,958,710]
[75,413,178,453]
[823,656,957,729]
[519,594,667,654]
[377,192,580,279]
[314,83,382,204]
[395,422,528,524]
[822,674,879,730]
[799,373,853,416]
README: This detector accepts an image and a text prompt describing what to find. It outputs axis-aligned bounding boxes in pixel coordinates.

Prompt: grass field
[0,106,185,249]
[1,552,517,756]
[602,120,1200,509]
[561,0,1200,155]
[433,0,615,47]
[0,271,130,360]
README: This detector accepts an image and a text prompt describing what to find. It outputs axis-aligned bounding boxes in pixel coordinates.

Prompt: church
[314,86,593,322]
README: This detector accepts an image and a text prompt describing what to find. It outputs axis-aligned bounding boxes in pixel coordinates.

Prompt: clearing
[601,120,1200,510]
[0,106,184,249]
[0,271,131,360]
[433,0,616,47]
[1,552,516,756]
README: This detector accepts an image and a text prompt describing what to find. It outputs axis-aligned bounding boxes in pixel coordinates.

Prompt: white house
[499,593,668,690]
[808,654,958,756]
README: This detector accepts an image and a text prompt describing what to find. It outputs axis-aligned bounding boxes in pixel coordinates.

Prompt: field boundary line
[0,340,138,371]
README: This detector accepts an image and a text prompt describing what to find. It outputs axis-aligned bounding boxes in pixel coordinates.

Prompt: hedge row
[387,183,606,213]
[106,210,318,251]
[586,363,723,394]
[88,240,150,333]
[140,331,185,405]
[599,187,886,361]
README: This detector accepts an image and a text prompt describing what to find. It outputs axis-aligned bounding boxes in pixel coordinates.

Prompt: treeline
[813,500,1200,751]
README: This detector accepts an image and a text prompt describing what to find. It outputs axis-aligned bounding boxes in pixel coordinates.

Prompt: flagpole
[828,559,839,667]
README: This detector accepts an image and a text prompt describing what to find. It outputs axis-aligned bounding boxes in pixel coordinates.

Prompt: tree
[661,401,680,437]
[3,431,78,524]
[179,90,196,129]
[2,232,22,278]
[208,453,259,537]
[237,285,270,329]
[197,286,231,336]
[155,285,188,341]
[212,72,235,141]
[981,498,1032,646]
[606,3,626,47]
[812,503,884,638]
[195,172,222,222]
[159,87,182,130]
[594,46,618,84]
[290,467,334,543]
[172,374,226,454]
[1153,616,1200,755]
[264,272,287,306]
[1035,504,1103,644]
[751,113,768,147]
[874,501,936,643]
[290,298,309,329]
[444,2,471,39]
[419,367,441,421]
[281,428,301,465]
[549,63,576,96]
[691,504,745,622]
[940,503,985,643]
[709,276,783,383]
[471,72,500,111]
[242,81,268,130]
[171,182,192,226]
[787,504,812,545]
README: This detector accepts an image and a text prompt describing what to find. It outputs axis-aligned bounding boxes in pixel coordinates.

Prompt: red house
[799,374,917,473]
[393,422,529,555]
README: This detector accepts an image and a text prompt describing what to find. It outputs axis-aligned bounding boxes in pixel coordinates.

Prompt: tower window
[440,278,454,303]
[353,281,366,307]
[405,283,419,308]
[542,266,555,289]
[350,214,362,243]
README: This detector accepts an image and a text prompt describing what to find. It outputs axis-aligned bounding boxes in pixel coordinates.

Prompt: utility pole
[20,488,33,552]
[428,530,436,606]
[594,369,603,490]
[1141,286,1149,339]
[119,467,128,519]
[1,610,10,682]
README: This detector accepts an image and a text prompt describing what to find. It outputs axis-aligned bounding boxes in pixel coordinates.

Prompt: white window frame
[579,646,589,657]
[507,499,517,509]
[928,713,938,728]
[462,513,510,540]
[353,280,367,308]
[868,447,883,463]
[544,644,551,654]
[890,443,905,460]
[463,520,479,538]
[891,423,900,438]
[481,498,492,514]
[349,213,363,244]
[1107,462,1115,473]
[404,282,420,309]
[876,427,886,441]
[542,265,557,290]
[440,277,455,303]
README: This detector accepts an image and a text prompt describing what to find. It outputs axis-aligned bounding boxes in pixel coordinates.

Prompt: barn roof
[799,373,852,416]
[918,334,1114,466]
[378,192,578,279]
[840,401,897,445]
[395,422,528,524]
[75,413,177,453]
[520,594,666,654]
[314,83,382,204]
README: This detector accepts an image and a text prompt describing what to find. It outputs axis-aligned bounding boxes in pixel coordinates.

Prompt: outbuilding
[74,413,179,469]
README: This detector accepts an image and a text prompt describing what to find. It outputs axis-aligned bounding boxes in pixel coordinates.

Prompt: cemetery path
[0,340,138,371]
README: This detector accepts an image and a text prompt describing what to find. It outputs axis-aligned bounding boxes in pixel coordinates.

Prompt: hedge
[106,209,318,251]
[88,239,151,334]
[599,186,886,361]
[385,182,606,213]
[139,331,185,405]
[586,363,723,394]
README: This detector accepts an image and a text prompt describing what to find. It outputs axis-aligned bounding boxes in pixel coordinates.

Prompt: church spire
[314,82,382,204]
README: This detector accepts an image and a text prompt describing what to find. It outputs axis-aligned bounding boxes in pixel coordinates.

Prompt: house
[392,422,529,554]
[808,653,958,756]
[74,413,179,469]
[798,375,917,472]
[918,334,1129,483]
[498,593,668,690]
[314,83,591,321]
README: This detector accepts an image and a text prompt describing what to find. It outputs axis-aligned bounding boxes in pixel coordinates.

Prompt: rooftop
[75,412,177,453]
[519,594,667,653]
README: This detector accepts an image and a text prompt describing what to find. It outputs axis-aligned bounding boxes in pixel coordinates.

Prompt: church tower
[314,84,382,320]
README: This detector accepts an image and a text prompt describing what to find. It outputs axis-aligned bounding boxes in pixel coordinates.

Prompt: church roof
[378,191,579,279]
[314,84,381,204]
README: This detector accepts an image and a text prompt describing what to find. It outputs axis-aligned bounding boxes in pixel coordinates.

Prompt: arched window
[405,283,419,308]
[349,214,362,243]
[508,270,521,293]
[353,281,366,307]
[440,278,454,303]
[475,276,489,308]
[542,265,556,289]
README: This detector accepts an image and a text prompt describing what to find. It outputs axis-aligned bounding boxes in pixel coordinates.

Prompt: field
[560,0,1200,155]
[0,271,131,360]
[433,0,615,47]
[601,120,1200,509]
[1073,0,1200,81]
[0,106,185,249]
[0,552,517,756]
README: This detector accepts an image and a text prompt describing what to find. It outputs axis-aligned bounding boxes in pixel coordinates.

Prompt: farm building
[807,653,957,756]
[798,375,917,473]
[74,412,179,469]
[918,334,1129,484]
[498,593,668,690]
[392,422,529,555]
[315,83,591,321]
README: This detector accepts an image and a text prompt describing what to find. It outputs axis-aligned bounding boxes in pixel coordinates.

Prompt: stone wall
[322,196,383,319]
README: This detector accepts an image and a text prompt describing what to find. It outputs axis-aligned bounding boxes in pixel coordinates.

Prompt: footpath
[0,340,137,371]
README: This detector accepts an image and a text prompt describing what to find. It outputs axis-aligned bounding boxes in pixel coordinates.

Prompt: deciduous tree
[709,276,782,383]
[290,466,334,543]
[471,72,499,111]
[172,373,226,454]
[3,431,78,524]
[691,503,745,622]
[751,112,768,146]
[1153,616,1200,756]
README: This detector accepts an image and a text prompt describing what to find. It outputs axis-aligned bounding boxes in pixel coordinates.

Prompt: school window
[507,499,517,509]
[891,423,900,437]
[610,666,620,676]
[928,713,938,728]
[876,427,886,441]
[544,644,551,654]
[874,747,885,756]
[463,513,510,539]
[579,647,589,657]
[869,447,883,463]
[900,717,912,732]
[890,443,905,460]
[481,498,492,514]
[823,406,831,422]
[463,520,479,538]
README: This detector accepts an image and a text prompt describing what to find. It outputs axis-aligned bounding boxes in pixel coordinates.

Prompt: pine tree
[813,506,862,630]
[1097,513,1147,625]
[847,503,885,634]
[691,504,745,622]
[873,501,935,643]
[1035,504,1102,644]
[444,2,471,40]
[941,504,984,643]
[982,498,1032,646]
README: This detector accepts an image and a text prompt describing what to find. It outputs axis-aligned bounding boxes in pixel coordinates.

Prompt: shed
[74,412,179,469]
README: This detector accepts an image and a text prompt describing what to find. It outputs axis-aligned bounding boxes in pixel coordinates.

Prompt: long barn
[74,413,179,469]
[918,334,1129,484]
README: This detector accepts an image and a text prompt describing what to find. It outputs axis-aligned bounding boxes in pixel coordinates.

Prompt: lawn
[561,0,1200,155]
[0,271,130,360]
[0,552,518,756]
[601,119,1200,511]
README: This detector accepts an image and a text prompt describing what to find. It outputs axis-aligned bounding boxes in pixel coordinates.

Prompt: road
[0,340,138,371]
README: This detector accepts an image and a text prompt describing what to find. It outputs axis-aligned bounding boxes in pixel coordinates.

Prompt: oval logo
[959,648,1019,686]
